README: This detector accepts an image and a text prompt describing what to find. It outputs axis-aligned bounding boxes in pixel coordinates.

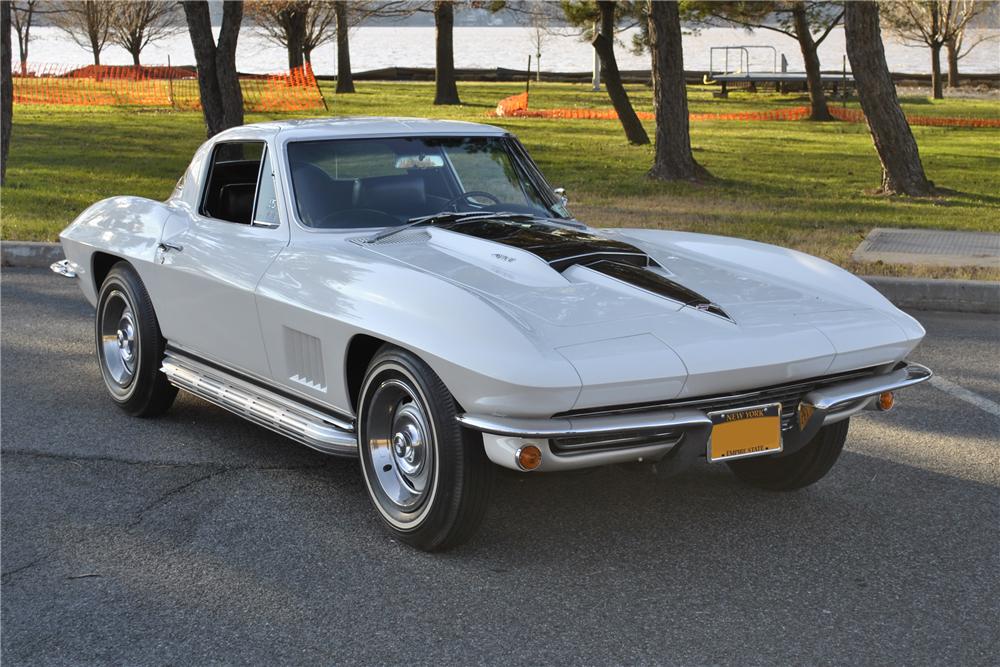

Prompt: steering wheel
[444,191,502,211]
[310,208,401,229]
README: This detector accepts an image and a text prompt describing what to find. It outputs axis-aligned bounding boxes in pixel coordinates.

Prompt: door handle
[158,242,183,253]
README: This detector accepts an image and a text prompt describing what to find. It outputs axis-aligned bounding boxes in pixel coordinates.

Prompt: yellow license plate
[707,403,783,463]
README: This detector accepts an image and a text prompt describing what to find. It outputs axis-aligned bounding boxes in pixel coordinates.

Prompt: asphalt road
[2,268,998,666]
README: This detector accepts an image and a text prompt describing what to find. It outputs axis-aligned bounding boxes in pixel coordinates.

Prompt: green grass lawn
[3,81,998,279]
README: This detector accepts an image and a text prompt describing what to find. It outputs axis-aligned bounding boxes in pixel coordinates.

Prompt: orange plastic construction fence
[495,92,1000,128]
[12,63,325,112]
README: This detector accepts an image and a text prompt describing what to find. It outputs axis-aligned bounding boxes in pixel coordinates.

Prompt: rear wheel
[727,419,849,491]
[95,263,177,417]
[357,346,494,551]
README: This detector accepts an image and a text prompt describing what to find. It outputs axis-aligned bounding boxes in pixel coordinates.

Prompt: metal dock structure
[704,46,854,97]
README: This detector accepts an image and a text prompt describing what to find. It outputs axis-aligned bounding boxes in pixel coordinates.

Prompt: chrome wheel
[357,348,494,551]
[99,289,138,389]
[361,373,438,528]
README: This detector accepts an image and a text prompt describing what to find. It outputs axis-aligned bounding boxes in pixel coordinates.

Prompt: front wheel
[357,346,494,551]
[95,262,177,417]
[727,419,849,491]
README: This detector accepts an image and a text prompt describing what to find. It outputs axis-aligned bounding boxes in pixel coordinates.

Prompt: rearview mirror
[396,154,444,169]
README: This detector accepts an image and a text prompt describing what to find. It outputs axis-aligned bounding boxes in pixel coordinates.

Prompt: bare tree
[881,0,991,98]
[183,0,244,138]
[247,1,338,69]
[690,1,842,121]
[2,0,13,185]
[845,1,933,196]
[302,1,337,63]
[111,1,183,67]
[51,0,115,67]
[529,10,548,81]
[11,1,43,75]
[647,0,708,181]
[944,1,997,87]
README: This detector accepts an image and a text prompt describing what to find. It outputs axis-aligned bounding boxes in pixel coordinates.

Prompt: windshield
[287,136,558,229]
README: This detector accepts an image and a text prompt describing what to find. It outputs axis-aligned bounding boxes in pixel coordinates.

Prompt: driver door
[150,141,288,378]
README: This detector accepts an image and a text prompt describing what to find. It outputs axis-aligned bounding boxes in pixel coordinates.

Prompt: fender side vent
[284,328,327,392]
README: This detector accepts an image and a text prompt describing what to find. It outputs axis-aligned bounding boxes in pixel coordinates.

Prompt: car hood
[357,220,923,407]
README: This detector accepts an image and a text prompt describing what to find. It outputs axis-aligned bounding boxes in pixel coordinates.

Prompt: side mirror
[554,187,569,206]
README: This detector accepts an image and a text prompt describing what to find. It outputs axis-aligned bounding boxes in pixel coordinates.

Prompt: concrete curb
[862,276,999,315]
[1,241,65,268]
[2,241,997,314]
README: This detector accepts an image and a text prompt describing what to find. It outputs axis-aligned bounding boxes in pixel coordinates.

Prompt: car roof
[213,117,509,142]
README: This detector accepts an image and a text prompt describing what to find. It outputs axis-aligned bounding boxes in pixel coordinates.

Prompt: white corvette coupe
[54,118,931,551]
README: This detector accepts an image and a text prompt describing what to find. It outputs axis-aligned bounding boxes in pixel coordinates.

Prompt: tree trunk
[844,1,932,196]
[91,38,101,66]
[434,1,460,105]
[131,48,141,67]
[286,7,306,71]
[593,1,648,145]
[945,37,960,88]
[335,1,355,93]
[215,2,244,130]
[930,42,943,99]
[792,2,832,121]
[17,34,28,76]
[1,0,13,185]
[183,0,243,138]
[646,0,707,181]
[303,48,312,64]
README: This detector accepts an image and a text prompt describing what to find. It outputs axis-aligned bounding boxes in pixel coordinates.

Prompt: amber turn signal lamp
[798,402,815,430]
[877,391,895,411]
[516,445,542,471]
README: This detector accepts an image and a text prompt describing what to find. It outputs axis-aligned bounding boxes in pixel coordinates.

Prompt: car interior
[201,142,265,225]
[290,162,453,229]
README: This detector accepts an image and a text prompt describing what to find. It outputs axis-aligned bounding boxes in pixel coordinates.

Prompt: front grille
[556,367,880,432]
[550,430,683,456]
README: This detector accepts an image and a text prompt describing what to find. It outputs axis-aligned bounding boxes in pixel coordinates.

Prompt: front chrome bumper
[459,362,932,472]
[50,259,77,278]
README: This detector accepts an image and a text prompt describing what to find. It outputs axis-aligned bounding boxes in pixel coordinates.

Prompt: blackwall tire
[95,262,177,417]
[727,419,850,491]
[357,346,494,551]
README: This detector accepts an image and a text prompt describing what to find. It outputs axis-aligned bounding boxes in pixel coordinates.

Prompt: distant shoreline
[323,66,1000,88]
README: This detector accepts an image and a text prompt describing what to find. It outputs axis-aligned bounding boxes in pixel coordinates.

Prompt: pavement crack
[1,549,57,583]
[126,463,333,527]
[0,450,219,469]
[128,467,231,528]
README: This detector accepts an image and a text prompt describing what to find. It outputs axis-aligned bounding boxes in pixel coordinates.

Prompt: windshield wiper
[366,211,542,243]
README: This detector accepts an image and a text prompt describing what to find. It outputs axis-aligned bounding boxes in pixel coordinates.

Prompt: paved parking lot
[2,268,998,665]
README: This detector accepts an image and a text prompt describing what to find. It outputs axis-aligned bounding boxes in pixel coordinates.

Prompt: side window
[253,149,280,227]
[201,141,265,224]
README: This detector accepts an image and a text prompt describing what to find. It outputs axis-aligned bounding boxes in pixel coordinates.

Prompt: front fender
[257,245,583,418]
[58,196,179,305]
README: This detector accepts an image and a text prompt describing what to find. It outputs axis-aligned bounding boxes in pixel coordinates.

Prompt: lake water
[18,25,1000,76]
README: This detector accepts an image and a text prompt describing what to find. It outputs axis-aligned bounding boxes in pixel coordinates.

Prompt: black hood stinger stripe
[437,218,733,321]
[582,260,732,320]
[438,218,649,271]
